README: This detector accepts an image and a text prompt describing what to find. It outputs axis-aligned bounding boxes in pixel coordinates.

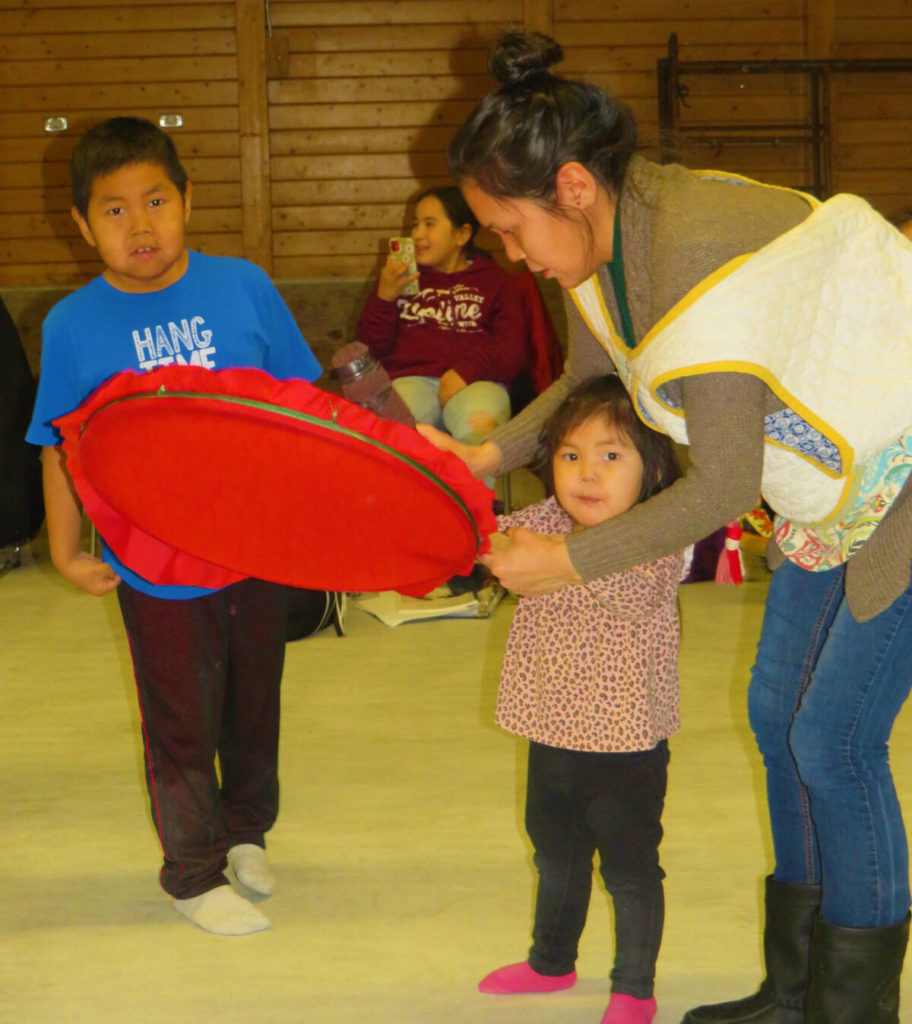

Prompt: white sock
[227,843,275,896]
[173,885,269,935]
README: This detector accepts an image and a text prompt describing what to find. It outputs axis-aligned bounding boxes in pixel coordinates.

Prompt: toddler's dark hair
[534,374,680,502]
[71,116,189,217]
[414,185,486,258]
[447,31,637,205]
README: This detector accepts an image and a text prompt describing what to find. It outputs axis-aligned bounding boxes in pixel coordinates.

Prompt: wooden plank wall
[661,0,912,214]
[0,0,244,286]
[266,0,523,278]
[1,0,911,289]
[650,0,810,191]
[832,0,912,212]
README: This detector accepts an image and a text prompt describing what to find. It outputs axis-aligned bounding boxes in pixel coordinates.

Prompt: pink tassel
[715,520,744,585]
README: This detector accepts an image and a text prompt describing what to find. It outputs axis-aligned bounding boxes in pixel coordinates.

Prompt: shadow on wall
[43,119,107,285]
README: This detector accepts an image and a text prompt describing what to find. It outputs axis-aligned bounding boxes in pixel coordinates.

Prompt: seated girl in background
[356,186,529,445]
[479,375,686,1024]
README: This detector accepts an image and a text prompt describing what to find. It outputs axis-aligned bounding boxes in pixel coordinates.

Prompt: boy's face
[71,161,192,293]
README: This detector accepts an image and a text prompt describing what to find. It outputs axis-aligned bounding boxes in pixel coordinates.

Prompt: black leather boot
[681,876,821,1023]
[805,911,910,1023]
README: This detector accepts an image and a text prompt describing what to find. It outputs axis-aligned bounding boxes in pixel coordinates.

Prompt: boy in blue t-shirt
[27,117,322,935]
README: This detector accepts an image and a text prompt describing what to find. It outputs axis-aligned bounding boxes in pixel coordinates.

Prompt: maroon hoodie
[356,255,529,386]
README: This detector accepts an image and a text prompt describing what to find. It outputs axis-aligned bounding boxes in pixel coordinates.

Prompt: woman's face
[461,180,599,289]
[410,195,471,273]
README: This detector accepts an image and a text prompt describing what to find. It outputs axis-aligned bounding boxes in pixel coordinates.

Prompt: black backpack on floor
[1,298,44,549]
[285,588,346,641]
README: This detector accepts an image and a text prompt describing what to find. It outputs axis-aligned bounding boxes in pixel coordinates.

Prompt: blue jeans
[391,375,510,446]
[748,558,912,928]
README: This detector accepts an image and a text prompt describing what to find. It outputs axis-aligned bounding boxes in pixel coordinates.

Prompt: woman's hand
[55,551,121,596]
[438,369,467,406]
[415,423,502,479]
[376,254,420,302]
[479,526,582,596]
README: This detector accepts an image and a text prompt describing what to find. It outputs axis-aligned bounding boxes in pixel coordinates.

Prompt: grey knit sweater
[489,156,912,621]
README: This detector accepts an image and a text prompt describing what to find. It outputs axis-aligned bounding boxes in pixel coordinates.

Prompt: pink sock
[478,961,577,994]
[601,993,657,1024]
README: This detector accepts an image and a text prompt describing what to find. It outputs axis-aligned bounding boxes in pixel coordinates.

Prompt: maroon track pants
[117,578,287,898]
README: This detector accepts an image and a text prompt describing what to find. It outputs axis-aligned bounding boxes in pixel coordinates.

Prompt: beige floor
[3,524,912,1023]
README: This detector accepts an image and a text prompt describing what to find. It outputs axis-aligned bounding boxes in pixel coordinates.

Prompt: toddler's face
[552,412,644,529]
[71,160,191,293]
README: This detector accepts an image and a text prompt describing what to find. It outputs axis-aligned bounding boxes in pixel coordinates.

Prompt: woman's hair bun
[487,31,564,88]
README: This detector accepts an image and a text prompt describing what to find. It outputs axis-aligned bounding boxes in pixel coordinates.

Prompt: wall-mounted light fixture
[158,114,183,128]
[44,116,68,132]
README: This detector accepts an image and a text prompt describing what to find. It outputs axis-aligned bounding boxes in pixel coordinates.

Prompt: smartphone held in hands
[388,237,419,295]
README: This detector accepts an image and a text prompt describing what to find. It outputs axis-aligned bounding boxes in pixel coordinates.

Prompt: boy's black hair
[71,117,189,217]
[533,374,681,503]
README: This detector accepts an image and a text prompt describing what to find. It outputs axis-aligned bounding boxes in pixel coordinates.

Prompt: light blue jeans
[391,375,510,446]
[747,558,912,927]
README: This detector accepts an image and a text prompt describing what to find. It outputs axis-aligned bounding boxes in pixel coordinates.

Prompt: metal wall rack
[657,32,912,198]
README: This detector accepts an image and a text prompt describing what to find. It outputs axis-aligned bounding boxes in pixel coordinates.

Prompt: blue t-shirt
[27,250,322,598]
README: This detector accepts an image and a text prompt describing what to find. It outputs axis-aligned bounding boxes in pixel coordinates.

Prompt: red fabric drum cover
[54,366,497,596]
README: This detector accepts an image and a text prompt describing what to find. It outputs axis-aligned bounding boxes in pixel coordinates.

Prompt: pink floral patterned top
[496,497,686,753]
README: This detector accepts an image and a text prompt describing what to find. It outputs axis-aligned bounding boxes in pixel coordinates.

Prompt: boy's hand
[57,551,121,596]
[377,254,419,302]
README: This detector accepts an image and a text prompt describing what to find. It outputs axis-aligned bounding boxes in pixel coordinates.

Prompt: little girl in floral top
[479,374,687,1024]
